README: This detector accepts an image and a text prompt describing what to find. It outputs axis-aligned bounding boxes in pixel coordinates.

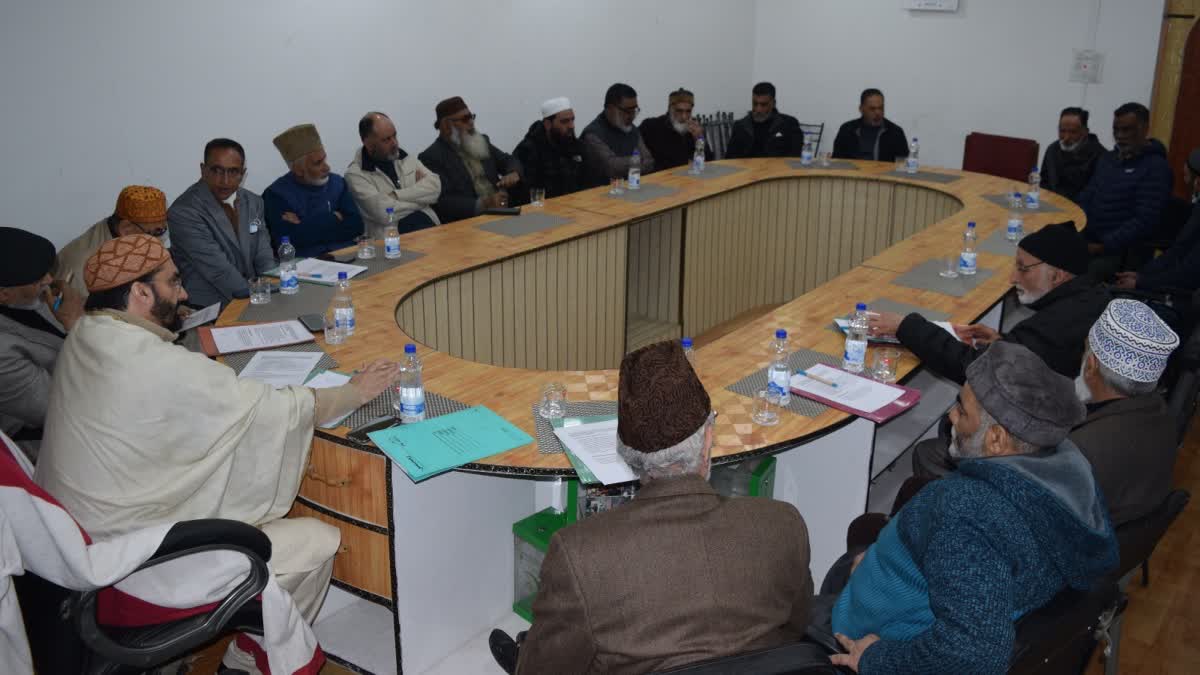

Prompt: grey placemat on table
[884,169,962,184]
[826,298,951,337]
[672,164,745,179]
[981,193,1063,213]
[976,229,1022,256]
[605,183,679,203]
[891,259,995,297]
[532,401,619,454]
[789,160,859,171]
[725,349,841,418]
[237,250,426,322]
[223,342,338,377]
[341,389,470,430]
[477,212,572,238]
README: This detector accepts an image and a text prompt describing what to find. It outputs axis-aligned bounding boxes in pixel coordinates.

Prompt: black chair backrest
[652,641,847,674]
[1115,489,1191,580]
[1008,581,1121,675]
[1167,369,1200,445]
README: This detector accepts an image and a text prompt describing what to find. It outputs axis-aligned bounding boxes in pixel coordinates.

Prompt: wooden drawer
[300,437,389,527]
[289,503,392,601]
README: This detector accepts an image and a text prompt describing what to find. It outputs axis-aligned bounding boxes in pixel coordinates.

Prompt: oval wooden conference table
[217,158,1082,674]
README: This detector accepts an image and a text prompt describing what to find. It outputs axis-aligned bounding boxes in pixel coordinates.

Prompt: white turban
[541,97,572,119]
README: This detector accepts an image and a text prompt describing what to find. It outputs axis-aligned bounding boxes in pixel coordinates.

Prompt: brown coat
[516,474,813,675]
[1069,394,1177,525]
[53,218,112,296]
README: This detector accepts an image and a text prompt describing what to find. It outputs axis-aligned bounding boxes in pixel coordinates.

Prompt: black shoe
[489,628,519,674]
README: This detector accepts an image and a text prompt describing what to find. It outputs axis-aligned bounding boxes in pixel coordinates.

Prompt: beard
[304,173,330,187]
[671,118,689,134]
[550,128,576,144]
[948,424,986,459]
[369,145,400,163]
[752,110,771,123]
[1074,374,1093,404]
[1015,286,1047,305]
[149,288,182,332]
[451,127,491,160]
[1059,139,1083,152]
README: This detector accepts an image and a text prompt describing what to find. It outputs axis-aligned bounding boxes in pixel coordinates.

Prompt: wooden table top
[217,159,1084,476]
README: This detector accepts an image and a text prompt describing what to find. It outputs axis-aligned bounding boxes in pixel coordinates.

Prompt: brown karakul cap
[115,186,168,226]
[273,123,323,165]
[434,96,468,127]
[616,340,711,453]
[85,234,170,293]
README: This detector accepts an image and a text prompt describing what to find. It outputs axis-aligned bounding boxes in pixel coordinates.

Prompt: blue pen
[795,369,839,388]
[311,273,322,278]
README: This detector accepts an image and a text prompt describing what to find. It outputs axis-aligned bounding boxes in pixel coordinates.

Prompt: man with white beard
[638,88,713,170]
[869,223,1110,478]
[419,97,523,224]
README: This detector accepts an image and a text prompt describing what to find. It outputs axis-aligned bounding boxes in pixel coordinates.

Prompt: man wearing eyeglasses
[168,138,276,307]
[581,83,657,186]
[419,97,523,224]
[54,185,173,297]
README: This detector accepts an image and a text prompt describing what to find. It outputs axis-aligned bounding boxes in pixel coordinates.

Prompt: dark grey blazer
[168,181,275,307]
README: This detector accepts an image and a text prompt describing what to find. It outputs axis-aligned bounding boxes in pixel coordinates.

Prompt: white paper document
[209,320,314,354]
[789,364,902,414]
[304,370,356,428]
[552,419,637,486]
[179,302,220,332]
[294,258,368,284]
[237,351,323,388]
[932,321,964,342]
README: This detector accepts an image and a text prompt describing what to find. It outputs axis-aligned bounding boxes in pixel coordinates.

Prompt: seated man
[510,341,814,674]
[168,138,276,307]
[724,82,803,159]
[832,89,909,163]
[870,223,1109,384]
[34,234,399,673]
[1077,103,1172,280]
[54,185,172,296]
[638,88,713,170]
[419,97,522,223]
[346,111,441,236]
[581,83,657,186]
[1040,107,1106,204]
[264,123,364,258]
[828,342,1117,674]
[1115,148,1200,292]
[514,97,586,200]
[1071,299,1179,525]
[0,228,83,460]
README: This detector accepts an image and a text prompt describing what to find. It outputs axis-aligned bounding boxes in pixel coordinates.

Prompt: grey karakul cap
[966,341,1086,447]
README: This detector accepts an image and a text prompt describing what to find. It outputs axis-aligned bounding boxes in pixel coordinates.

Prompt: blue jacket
[1077,140,1172,254]
[833,442,1117,675]
[1138,199,1200,291]
[263,173,364,258]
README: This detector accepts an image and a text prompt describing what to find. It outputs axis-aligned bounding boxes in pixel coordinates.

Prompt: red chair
[962,132,1040,183]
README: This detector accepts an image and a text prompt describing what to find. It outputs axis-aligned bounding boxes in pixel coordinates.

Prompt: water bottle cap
[967,221,976,228]
[337,271,348,280]
[404,343,416,354]
[681,337,693,348]
[856,303,867,311]
[775,329,787,339]
[632,149,640,156]
[912,137,918,141]
[280,236,290,244]
[386,207,394,213]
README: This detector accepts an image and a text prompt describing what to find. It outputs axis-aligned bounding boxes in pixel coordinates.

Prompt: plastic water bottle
[278,236,298,295]
[322,300,345,345]
[333,271,355,336]
[1006,192,1024,242]
[906,137,920,174]
[384,209,401,259]
[843,303,869,373]
[690,137,706,175]
[682,336,697,367]
[394,344,426,423]
[800,135,815,166]
[767,329,791,406]
[959,221,978,276]
[627,150,642,190]
[1025,166,1041,210]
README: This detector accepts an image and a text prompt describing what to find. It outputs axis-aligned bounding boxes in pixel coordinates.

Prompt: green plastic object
[512,480,579,621]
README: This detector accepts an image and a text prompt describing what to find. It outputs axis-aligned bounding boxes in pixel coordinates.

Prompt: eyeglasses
[204,165,246,180]
[1014,260,1045,274]
[617,105,640,116]
[449,113,477,124]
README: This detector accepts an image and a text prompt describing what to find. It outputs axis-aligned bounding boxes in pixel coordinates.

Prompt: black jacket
[638,114,713,170]
[418,135,522,223]
[513,121,586,200]
[832,117,909,162]
[724,112,803,159]
[896,275,1111,384]
[1040,134,1106,204]
[1138,200,1200,291]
